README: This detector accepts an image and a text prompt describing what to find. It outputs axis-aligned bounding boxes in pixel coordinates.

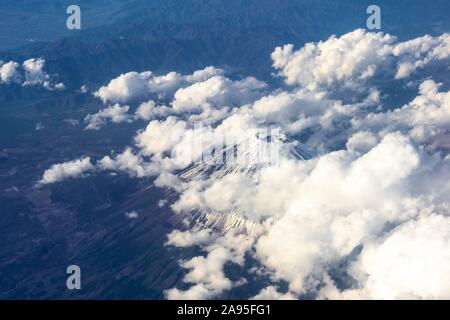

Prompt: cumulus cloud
[0,61,21,84]
[135,116,188,157]
[166,228,216,248]
[80,85,88,93]
[125,211,139,219]
[22,58,49,86]
[84,103,132,130]
[248,90,364,136]
[352,214,450,299]
[94,66,224,104]
[172,76,267,114]
[393,33,450,79]
[40,157,95,185]
[254,133,429,293]
[271,29,396,92]
[166,231,253,300]
[0,58,64,89]
[272,29,450,92]
[346,131,379,153]
[98,148,158,177]
[135,100,173,120]
[94,71,152,104]
[321,214,450,299]
[353,79,450,145]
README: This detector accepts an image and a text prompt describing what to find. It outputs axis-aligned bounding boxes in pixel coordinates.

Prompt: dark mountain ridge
[1,0,449,100]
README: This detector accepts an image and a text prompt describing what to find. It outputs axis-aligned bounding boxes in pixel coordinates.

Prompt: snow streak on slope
[177,136,316,236]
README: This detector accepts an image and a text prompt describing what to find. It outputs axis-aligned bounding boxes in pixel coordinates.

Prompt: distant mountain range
[1,0,450,96]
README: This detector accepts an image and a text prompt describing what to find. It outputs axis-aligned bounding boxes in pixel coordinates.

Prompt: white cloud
[125,211,139,219]
[185,66,225,83]
[135,116,188,156]
[254,133,430,294]
[23,58,48,86]
[94,71,152,103]
[172,76,266,113]
[248,90,359,136]
[84,103,132,130]
[346,131,379,153]
[135,100,173,120]
[94,66,224,104]
[40,157,95,185]
[321,214,450,299]
[393,33,450,79]
[0,61,21,84]
[0,58,63,89]
[166,231,253,300]
[166,228,215,248]
[271,29,396,92]
[353,80,450,144]
[354,214,450,299]
[272,29,450,92]
[54,82,65,90]
[98,148,158,177]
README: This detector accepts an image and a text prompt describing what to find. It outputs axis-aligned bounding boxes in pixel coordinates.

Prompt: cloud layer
[40,157,95,185]
[39,29,450,300]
